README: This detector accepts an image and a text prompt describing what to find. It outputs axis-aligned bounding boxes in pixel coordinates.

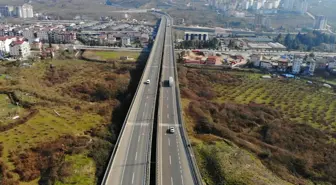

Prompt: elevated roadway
[157,16,203,185]
[101,16,166,185]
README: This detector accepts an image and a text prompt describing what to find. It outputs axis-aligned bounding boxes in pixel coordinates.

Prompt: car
[168,127,175,134]
[145,79,150,84]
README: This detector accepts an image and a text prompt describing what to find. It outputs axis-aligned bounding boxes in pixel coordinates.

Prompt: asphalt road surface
[102,17,166,185]
[157,17,195,185]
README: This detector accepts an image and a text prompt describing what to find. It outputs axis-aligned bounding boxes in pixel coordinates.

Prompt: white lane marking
[181,175,184,185]
[138,135,141,142]
[171,177,173,185]
[147,96,149,99]
[145,102,147,107]
[132,172,135,184]
[169,155,172,165]
[143,112,145,118]
[168,138,170,146]
[167,104,169,109]
[135,152,137,161]
[167,114,170,119]
[167,97,169,100]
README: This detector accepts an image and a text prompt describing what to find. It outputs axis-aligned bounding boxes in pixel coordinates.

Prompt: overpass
[101,15,166,185]
[157,16,203,185]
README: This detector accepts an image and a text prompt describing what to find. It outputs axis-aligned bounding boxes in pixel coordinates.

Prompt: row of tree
[274,31,336,51]
[175,38,220,49]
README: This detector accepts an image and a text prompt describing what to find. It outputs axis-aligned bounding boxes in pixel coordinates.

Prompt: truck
[168,76,174,87]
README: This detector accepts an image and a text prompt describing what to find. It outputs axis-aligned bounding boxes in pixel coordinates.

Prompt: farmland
[179,66,336,185]
[0,57,146,184]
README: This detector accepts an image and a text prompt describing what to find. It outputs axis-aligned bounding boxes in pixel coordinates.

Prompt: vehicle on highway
[168,76,174,87]
[168,127,175,134]
[145,79,150,84]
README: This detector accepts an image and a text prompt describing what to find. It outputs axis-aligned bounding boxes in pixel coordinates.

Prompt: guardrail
[100,17,165,185]
[170,19,204,185]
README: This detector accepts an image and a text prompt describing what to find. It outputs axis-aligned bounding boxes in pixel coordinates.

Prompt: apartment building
[9,40,31,58]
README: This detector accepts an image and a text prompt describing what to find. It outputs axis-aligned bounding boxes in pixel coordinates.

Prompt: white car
[145,79,150,84]
[168,127,175,134]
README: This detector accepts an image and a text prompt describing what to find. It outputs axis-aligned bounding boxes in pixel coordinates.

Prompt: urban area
[0,0,335,185]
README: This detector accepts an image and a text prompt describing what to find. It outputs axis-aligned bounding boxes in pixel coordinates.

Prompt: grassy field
[0,58,142,184]
[82,50,147,62]
[179,67,336,185]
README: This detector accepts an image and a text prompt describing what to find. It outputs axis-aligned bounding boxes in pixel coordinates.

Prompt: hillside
[179,66,336,185]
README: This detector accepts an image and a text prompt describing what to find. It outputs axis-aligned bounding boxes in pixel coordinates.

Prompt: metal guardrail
[100,17,165,185]
[170,18,204,185]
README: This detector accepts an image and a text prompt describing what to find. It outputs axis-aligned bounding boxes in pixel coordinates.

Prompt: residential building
[0,36,20,53]
[36,30,49,42]
[0,6,13,17]
[314,15,327,30]
[250,54,263,67]
[9,40,31,58]
[307,58,316,74]
[283,0,295,10]
[21,4,34,18]
[294,0,308,14]
[292,58,302,74]
[121,37,131,46]
[22,29,35,43]
[15,6,22,17]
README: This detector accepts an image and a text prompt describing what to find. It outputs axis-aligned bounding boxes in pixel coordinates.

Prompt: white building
[36,30,49,41]
[252,1,263,10]
[9,40,31,58]
[294,0,308,14]
[21,4,34,18]
[0,36,21,54]
[292,58,302,74]
[22,29,35,43]
[283,0,295,10]
[121,37,131,46]
[314,15,327,30]
[308,58,316,74]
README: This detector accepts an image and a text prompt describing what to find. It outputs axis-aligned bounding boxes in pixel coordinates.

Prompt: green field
[82,50,146,62]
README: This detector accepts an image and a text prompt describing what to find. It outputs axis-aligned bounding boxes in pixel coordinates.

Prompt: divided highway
[157,16,201,185]
[101,17,166,185]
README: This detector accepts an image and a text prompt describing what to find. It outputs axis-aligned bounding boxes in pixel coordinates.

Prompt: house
[292,58,302,74]
[9,40,31,58]
[277,58,290,72]
[121,37,131,47]
[250,54,263,67]
[307,58,316,75]
[205,56,222,65]
[260,60,273,70]
[0,36,17,54]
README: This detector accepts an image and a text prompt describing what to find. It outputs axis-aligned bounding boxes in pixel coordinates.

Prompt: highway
[101,16,166,185]
[157,17,197,185]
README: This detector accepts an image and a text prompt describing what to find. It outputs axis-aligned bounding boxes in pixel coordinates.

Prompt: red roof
[0,36,15,41]
[11,41,25,45]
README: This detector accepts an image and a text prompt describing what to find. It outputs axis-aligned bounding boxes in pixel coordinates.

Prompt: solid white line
[168,138,170,146]
[132,172,135,184]
[169,155,172,165]
[135,152,137,161]
[171,177,173,185]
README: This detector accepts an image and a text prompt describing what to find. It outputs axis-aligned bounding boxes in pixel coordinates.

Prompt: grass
[82,50,144,62]
[0,93,29,126]
[55,154,96,185]
[194,140,294,185]
[0,58,139,184]
[179,67,336,185]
